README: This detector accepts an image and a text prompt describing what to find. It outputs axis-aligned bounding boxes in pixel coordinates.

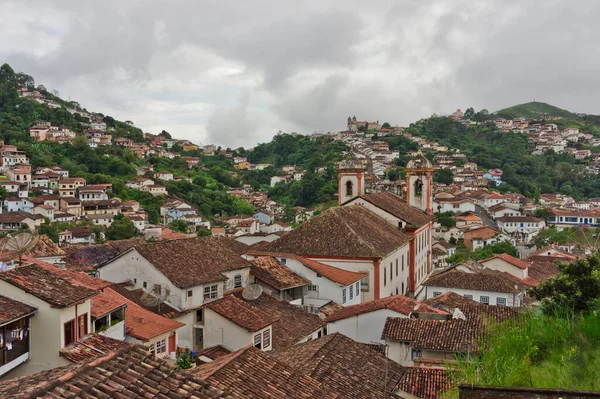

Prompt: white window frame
[234,275,242,288]
[342,288,347,304]
[204,284,218,300]
[496,297,507,306]
[262,329,271,349]
[349,284,353,300]
[480,296,490,305]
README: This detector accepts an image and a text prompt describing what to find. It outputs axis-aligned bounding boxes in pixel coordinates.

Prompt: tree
[469,241,518,260]
[196,227,211,237]
[463,107,475,120]
[433,169,454,185]
[530,254,600,315]
[159,130,172,139]
[446,252,466,265]
[381,122,391,128]
[168,219,188,233]
[105,214,137,240]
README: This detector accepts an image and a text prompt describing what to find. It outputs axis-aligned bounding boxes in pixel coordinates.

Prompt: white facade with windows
[418,286,522,307]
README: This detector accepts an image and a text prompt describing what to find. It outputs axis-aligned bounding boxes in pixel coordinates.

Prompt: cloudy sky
[1,1,598,148]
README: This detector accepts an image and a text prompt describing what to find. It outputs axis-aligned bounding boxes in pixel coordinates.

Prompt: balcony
[0,319,30,377]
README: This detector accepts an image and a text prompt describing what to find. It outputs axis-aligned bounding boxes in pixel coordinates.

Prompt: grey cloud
[1,0,600,147]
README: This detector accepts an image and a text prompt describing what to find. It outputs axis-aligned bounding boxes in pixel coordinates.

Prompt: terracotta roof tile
[21,256,113,290]
[231,290,325,350]
[261,205,411,258]
[0,263,98,308]
[496,215,544,223]
[269,333,405,398]
[90,289,127,318]
[63,238,141,272]
[249,251,367,285]
[110,284,183,318]
[190,346,337,398]
[196,345,231,361]
[423,266,522,293]
[0,295,36,325]
[0,345,235,399]
[318,301,343,317]
[358,192,434,227]
[525,255,570,283]
[398,367,451,399]
[206,293,279,332]
[59,334,132,363]
[101,288,184,341]
[325,295,447,322]
[382,306,518,352]
[251,256,310,290]
[481,253,530,270]
[107,237,252,288]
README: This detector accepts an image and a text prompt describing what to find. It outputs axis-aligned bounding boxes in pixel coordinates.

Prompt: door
[194,328,204,352]
[168,333,176,354]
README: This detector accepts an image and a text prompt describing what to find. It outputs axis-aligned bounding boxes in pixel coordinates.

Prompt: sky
[1,1,599,148]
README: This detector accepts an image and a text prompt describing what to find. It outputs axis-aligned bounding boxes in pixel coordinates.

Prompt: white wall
[387,341,414,367]
[379,245,412,299]
[434,201,476,214]
[203,309,272,352]
[481,258,528,279]
[268,256,361,306]
[306,257,376,301]
[327,308,405,344]
[418,286,521,307]
[0,281,88,377]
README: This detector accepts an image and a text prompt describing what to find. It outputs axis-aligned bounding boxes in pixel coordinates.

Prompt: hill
[495,101,576,119]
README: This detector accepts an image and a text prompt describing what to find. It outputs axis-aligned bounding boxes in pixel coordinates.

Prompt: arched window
[345,180,353,196]
[414,179,423,196]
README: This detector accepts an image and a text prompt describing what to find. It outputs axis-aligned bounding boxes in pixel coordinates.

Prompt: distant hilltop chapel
[347,115,381,132]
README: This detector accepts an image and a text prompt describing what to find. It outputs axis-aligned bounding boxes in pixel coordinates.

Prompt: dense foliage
[495,101,576,119]
[530,254,600,314]
[407,115,600,199]
[450,304,600,393]
[243,134,348,207]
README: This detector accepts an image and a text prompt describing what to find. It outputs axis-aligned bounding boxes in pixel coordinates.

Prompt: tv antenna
[242,284,263,301]
[2,232,39,265]
[140,284,171,312]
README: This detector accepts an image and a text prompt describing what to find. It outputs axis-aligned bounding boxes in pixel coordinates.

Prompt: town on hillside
[1,65,600,398]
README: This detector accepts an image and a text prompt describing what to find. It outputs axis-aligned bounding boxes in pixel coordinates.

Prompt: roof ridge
[198,345,254,380]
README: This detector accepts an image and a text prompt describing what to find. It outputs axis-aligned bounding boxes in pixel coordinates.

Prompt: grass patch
[446,306,600,397]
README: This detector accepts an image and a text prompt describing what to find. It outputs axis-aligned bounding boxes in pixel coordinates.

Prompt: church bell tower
[337,150,366,205]
[405,150,433,215]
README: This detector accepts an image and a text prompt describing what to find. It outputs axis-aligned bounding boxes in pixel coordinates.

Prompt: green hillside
[495,101,576,119]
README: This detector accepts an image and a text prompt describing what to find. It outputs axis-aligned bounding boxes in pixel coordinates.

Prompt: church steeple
[405,150,433,215]
[337,149,366,205]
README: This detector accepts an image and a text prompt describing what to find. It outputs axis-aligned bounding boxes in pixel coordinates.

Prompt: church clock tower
[337,150,366,205]
[405,150,433,215]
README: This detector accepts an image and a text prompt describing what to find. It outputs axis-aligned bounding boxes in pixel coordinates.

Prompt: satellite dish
[2,232,38,265]
[242,284,263,301]
[140,284,171,311]
[452,308,466,320]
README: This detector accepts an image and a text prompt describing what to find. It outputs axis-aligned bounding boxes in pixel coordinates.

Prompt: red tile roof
[106,237,252,288]
[59,334,132,363]
[0,295,36,325]
[382,305,519,352]
[90,289,127,318]
[0,345,234,399]
[261,205,411,258]
[196,345,232,361]
[355,192,434,227]
[101,288,184,341]
[423,267,522,294]
[0,263,98,308]
[251,256,310,290]
[398,367,451,399]
[325,295,447,322]
[481,253,530,270]
[269,333,405,398]
[249,251,367,285]
[206,293,278,333]
[191,346,336,398]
